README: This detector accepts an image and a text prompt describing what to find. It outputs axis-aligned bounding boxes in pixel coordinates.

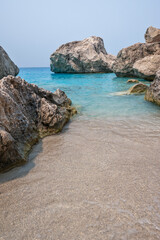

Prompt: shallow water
[18,67,160,119]
[0,68,160,240]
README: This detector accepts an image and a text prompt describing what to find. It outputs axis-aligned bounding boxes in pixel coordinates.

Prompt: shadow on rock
[0,140,43,184]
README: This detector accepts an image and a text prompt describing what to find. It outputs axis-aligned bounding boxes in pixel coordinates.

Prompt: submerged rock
[50,36,116,73]
[133,55,160,80]
[127,79,139,83]
[110,83,148,96]
[0,46,19,79]
[128,83,148,94]
[0,76,76,172]
[145,70,160,105]
[145,26,160,43]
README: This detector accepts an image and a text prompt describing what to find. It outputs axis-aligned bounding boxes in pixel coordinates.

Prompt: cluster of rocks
[50,26,160,106]
[0,26,160,171]
[0,75,76,171]
[50,26,160,81]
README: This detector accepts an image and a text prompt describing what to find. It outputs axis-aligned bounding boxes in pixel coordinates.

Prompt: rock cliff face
[145,26,160,43]
[113,26,160,80]
[0,46,19,79]
[145,70,160,105]
[0,76,76,172]
[50,36,116,73]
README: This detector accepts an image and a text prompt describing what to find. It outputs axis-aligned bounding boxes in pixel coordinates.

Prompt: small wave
[109,91,128,96]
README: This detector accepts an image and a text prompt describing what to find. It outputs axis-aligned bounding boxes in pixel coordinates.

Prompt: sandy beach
[1,117,160,240]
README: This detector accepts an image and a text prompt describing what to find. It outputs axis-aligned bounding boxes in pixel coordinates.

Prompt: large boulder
[145,26,160,43]
[0,76,76,172]
[0,46,19,79]
[145,70,160,105]
[112,42,160,79]
[133,55,160,80]
[50,36,116,73]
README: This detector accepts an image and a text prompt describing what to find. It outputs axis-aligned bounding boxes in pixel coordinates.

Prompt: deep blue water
[19,67,160,120]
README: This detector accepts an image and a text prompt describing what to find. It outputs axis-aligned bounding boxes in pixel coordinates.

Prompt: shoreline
[1,117,160,239]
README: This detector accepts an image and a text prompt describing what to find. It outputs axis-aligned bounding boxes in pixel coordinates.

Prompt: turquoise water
[19,67,160,120]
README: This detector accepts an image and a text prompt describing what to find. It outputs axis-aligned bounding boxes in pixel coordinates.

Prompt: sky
[0,0,160,67]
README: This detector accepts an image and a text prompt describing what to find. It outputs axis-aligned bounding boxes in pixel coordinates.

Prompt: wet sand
[1,117,160,240]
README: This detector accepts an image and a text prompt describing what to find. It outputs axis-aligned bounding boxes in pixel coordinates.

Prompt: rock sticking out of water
[133,55,160,80]
[112,26,160,80]
[127,83,148,94]
[110,83,148,96]
[50,36,116,73]
[0,75,76,172]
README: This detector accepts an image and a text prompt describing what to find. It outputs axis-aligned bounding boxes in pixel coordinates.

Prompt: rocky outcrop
[50,36,116,73]
[145,70,160,105]
[133,55,160,80]
[112,42,160,79]
[128,83,148,94]
[0,76,76,172]
[0,46,19,79]
[127,79,139,83]
[145,26,160,43]
[112,26,160,80]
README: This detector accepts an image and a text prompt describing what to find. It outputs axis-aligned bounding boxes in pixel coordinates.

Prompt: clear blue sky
[0,0,159,67]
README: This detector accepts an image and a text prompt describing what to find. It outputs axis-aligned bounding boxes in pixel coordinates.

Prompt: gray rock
[50,36,116,73]
[0,75,76,172]
[112,42,160,79]
[145,26,160,43]
[133,55,160,80]
[0,46,19,79]
[145,70,160,105]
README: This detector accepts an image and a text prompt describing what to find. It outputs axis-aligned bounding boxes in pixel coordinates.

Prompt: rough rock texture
[127,79,139,83]
[145,26,160,43]
[112,42,160,79]
[0,76,76,172]
[128,83,148,94]
[133,55,160,80]
[50,36,116,73]
[0,46,19,79]
[145,70,160,105]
